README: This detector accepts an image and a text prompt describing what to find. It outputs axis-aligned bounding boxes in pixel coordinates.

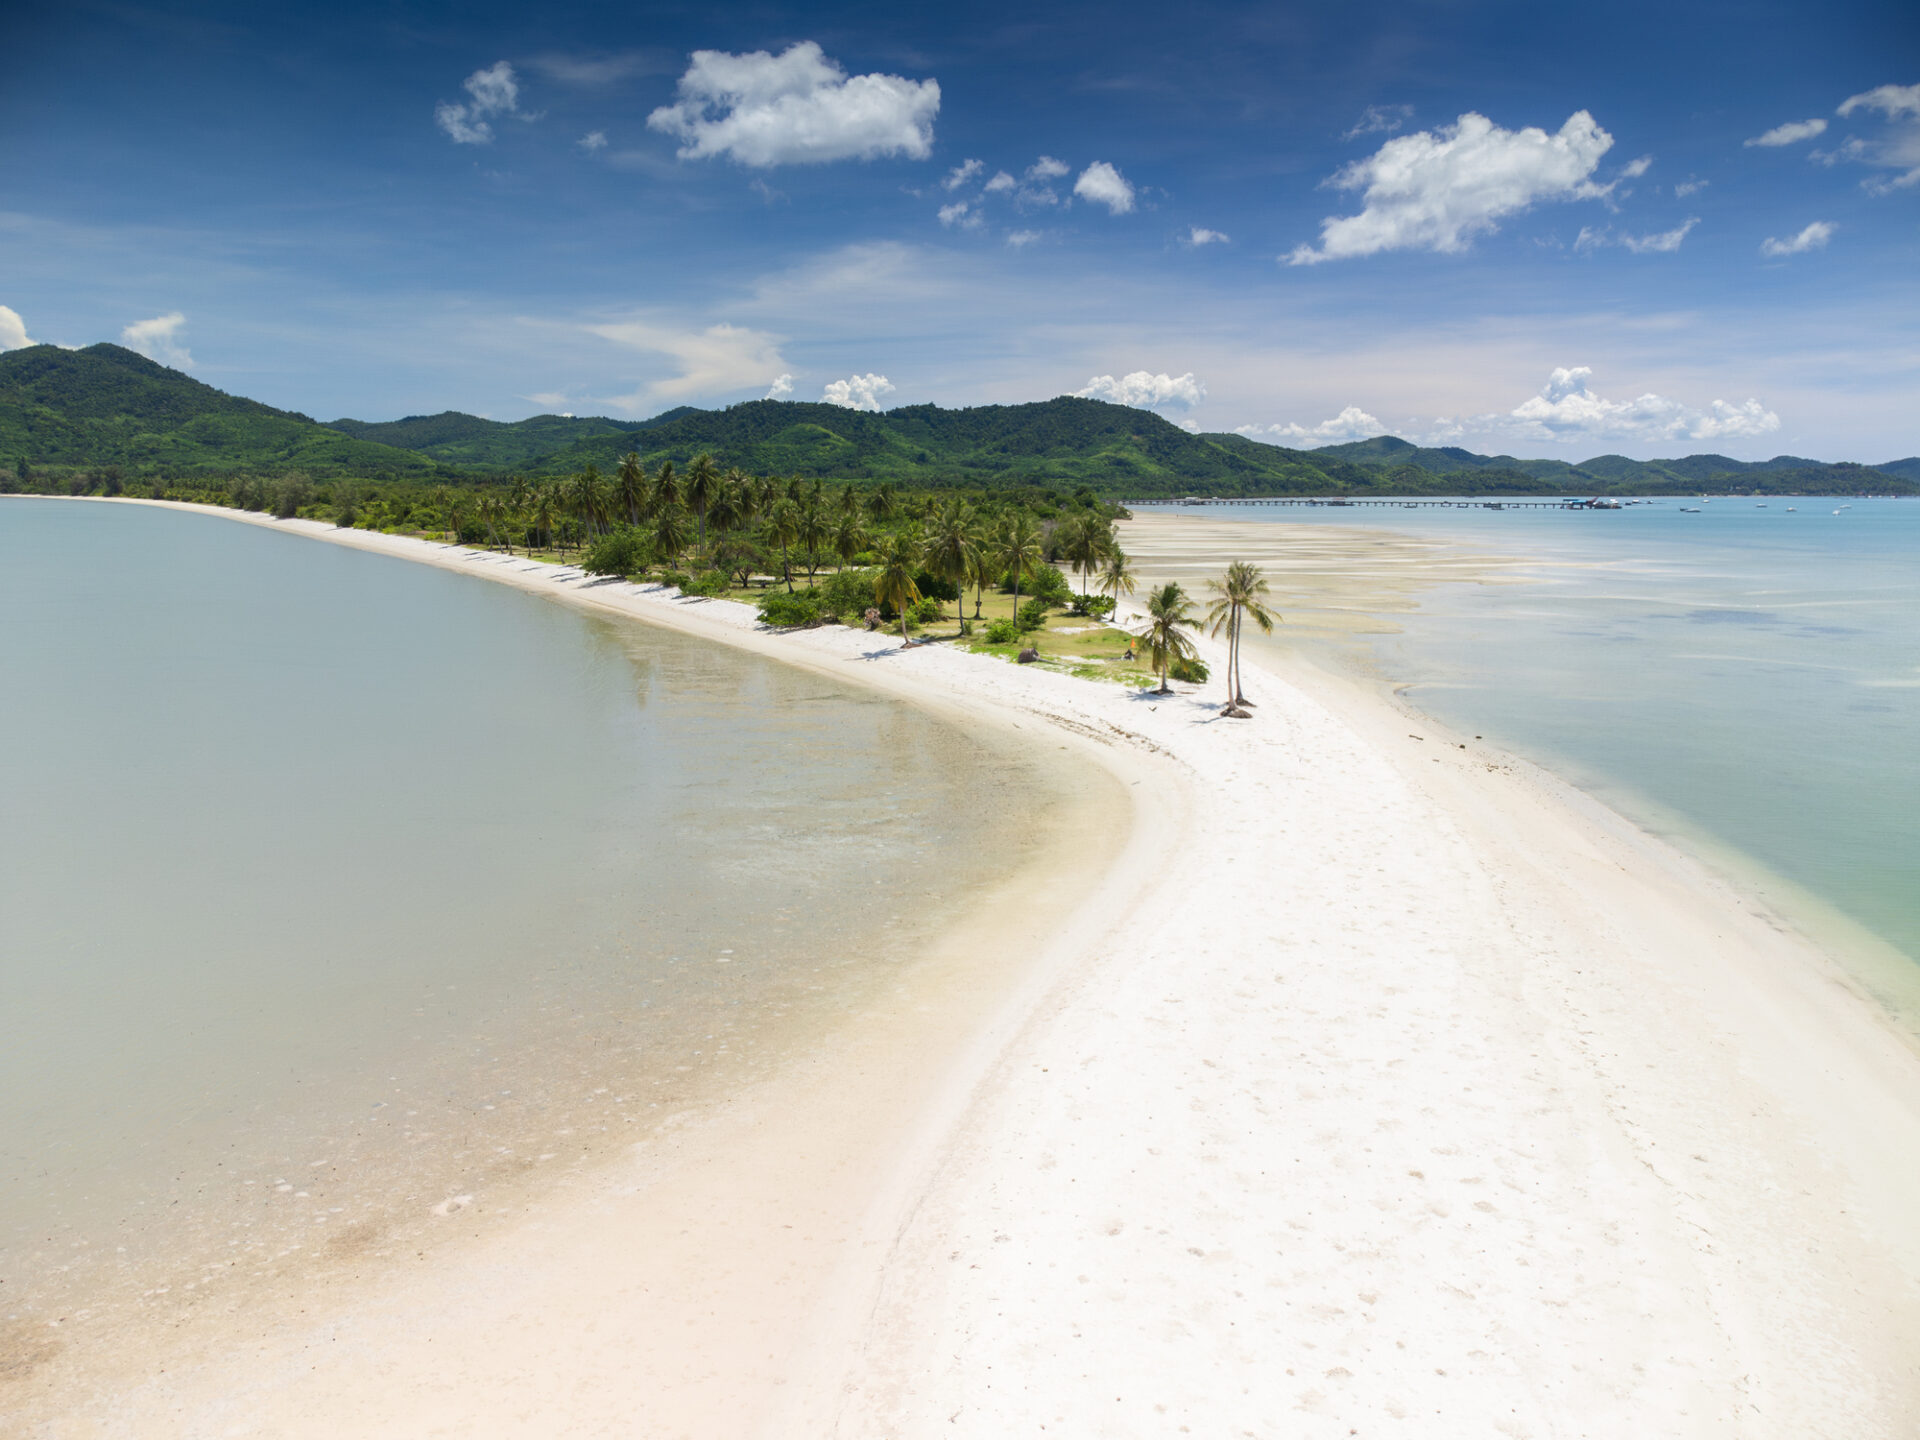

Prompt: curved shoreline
[13,497,1920,1436]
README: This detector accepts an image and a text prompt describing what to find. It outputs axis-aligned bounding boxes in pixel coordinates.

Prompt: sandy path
[19,500,1920,1437]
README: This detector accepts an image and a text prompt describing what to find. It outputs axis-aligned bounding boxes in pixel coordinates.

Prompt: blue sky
[5,0,1916,459]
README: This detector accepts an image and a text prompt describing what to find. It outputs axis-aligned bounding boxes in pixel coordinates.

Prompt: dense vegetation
[4,344,1914,499]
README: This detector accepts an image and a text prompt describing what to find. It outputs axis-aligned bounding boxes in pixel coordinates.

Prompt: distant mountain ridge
[3,344,1913,496]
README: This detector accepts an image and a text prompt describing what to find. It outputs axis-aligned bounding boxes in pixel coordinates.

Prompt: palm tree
[570,464,609,544]
[614,452,649,526]
[1060,513,1115,596]
[653,460,681,513]
[836,482,863,519]
[922,499,978,635]
[531,484,558,552]
[868,481,899,523]
[796,498,830,582]
[1100,547,1136,611]
[992,512,1045,627]
[1138,581,1199,694]
[832,509,869,570]
[765,498,801,592]
[653,506,690,571]
[707,477,745,543]
[478,492,509,553]
[874,529,922,645]
[968,518,995,619]
[684,452,721,563]
[1207,560,1278,706]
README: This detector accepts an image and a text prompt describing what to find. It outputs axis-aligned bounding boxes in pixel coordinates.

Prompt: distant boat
[1680,506,1702,512]
[1833,509,1842,515]
[1756,503,1767,508]
[1787,507,1797,511]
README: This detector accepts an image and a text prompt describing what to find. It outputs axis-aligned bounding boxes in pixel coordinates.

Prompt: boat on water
[1680,506,1702,512]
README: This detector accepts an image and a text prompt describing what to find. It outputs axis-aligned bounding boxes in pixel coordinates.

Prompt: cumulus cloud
[588,318,788,406]
[0,305,34,351]
[121,312,192,368]
[937,200,982,229]
[1578,217,1700,253]
[1075,371,1204,409]
[1236,406,1387,447]
[1074,161,1135,214]
[1027,156,1069,181]
[1502,366,1779,443]
[647,42,938,167]
[766,372,794,399]
[943,158,983,190]
[1185,226,1229,246]
[1618,154,1653,178]
[436,61,523,145]
[1287,110,1614,265]
[1006,229,1042,249]
[822,373,896,411]
[1674,177,1709,197]
[1346,104,1413,139]
[1761,220,1835,256]
[1838,83,1920,119]
[983,170,1016,193]
[579,130,608,152]
[1747,118,1827,148]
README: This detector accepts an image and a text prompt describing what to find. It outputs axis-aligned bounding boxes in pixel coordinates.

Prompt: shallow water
[1127,498,1920,996]
[0,500,1055,1329]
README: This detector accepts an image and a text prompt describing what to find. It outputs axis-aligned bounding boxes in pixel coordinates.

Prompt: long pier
[1124,497,1598,510]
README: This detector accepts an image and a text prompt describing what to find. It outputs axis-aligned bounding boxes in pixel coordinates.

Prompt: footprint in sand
[432,1194,474,1217]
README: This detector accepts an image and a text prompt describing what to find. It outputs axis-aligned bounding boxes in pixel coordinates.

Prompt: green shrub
[758,590,822,628]
[1071,592,1116,617]
[1170,656,1210,684]
[680,570,730,597]
[912,569,960,602]
[655,569,691,590]
[816,568,878,622]
[584,527,645,577]
[1002,564,1070,602]
[984,618,1020,644]
[908,596,944,625]
[1017,597,1051,632]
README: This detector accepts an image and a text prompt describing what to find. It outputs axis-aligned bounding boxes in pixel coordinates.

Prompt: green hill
[3,345,1913,497]
[0,344,445,479]
[326,410,631,468]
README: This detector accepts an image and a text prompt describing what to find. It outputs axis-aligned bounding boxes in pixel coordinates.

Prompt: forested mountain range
[3,344,1913,497]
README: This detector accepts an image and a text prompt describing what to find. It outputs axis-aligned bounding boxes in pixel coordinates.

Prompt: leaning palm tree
[874,528,923,646]
[922,499,978,635]
[614,452,649,526]
[684,452,721,563]
[1138,581,1199,695]
[1100,547,1136,611]
[1207,560,1278,706]
[992,512,1046,626]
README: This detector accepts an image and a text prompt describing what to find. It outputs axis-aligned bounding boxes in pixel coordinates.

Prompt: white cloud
[983,170,1016,193]
[527,51,663,87]
[1746,118,1827,147]
[1838,83,1920,119]
[0,305,34,350]
[943,158,983,190]
[766,372,794,399]
[1622,217,1699,253]
[1286,110,1614,265]
[525,390,572,409]
[1236,406,1387,447]
[1674,177,1709,197]
[1075,370,1204,409]
[579,130,608,152]
[647,42,939,167]
[1346,104,1413,139]
[822,372,895,410]
[436,61,523,146]
[1074,161,1135,214]
[1619,154,1653,178]
[121,311,192,368]
[938,200,982,230]
[587,318,788,406]
[1185,226,1229,246]
[1015,185,1060,208]
[1504,366,1779,442]
[1761,220,1835,256]
[1026,156,1069,181]
[1006,229,1042,249]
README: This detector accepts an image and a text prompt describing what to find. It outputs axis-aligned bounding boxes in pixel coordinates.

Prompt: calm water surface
[1138,496,1920,996]
[0,500,1052,1322]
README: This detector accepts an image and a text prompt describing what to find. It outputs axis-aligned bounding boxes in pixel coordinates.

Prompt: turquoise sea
[0,499,1054,1327]
[1138,497,1920,1009]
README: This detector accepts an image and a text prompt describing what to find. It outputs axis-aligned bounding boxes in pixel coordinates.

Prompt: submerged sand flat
[14,499,1920,1437]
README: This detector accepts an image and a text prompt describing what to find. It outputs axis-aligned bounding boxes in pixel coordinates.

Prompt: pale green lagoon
[0,499,1062,1329]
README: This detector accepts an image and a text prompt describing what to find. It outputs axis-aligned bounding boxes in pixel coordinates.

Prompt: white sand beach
[22,500,1920,1437]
